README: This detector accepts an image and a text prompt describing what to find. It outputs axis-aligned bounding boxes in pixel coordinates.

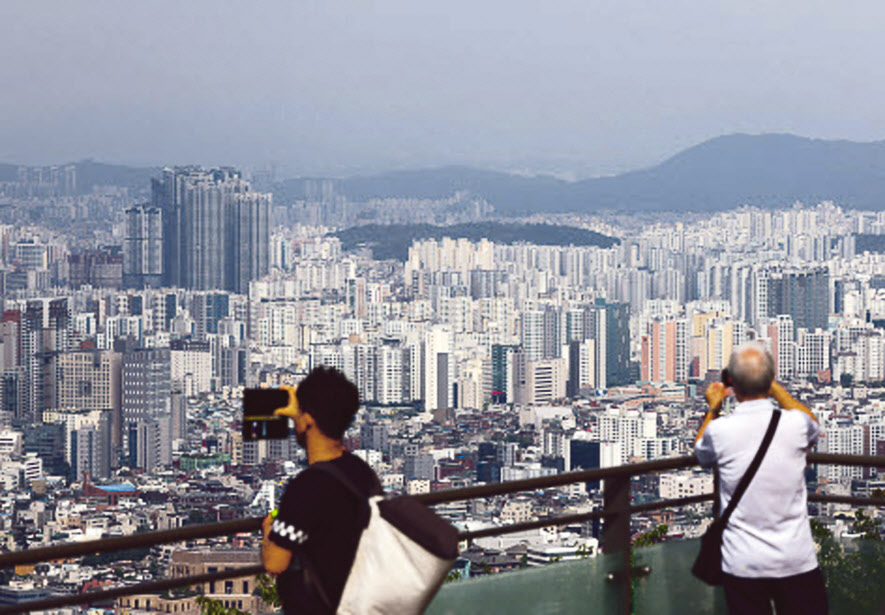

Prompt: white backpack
[311,463,459,614]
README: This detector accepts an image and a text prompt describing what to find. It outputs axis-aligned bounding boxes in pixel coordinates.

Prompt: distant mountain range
[5,134,885,212]
[279,134,885,213]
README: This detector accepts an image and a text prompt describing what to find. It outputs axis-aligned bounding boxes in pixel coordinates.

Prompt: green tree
[632,524,668,548]
[851,509,882,541]
[195,596,250,615]
[812,516,885,614]
[253,573,281,609]
[197,573,280,615]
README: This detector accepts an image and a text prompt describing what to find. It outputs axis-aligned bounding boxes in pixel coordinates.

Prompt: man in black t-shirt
[261,367,382,614]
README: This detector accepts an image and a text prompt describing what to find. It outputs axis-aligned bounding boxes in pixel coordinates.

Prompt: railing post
[603,475,632,615]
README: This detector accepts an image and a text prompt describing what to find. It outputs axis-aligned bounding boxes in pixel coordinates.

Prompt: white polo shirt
[694,398,820,578]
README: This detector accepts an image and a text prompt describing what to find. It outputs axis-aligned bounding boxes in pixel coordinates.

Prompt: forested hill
[856,234,885,254]
[332,222,618,261]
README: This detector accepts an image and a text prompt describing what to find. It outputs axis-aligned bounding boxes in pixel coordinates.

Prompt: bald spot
[728,345,775,399]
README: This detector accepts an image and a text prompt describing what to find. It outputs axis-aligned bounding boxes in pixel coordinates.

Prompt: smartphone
[242,388,291,440]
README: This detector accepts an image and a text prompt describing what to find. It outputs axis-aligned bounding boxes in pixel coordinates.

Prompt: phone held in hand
[242,388,290,440]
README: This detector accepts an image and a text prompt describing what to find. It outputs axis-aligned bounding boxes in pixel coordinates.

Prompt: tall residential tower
[151,167,270,293]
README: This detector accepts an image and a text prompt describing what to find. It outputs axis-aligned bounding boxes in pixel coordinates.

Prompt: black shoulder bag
[692,409,781,586]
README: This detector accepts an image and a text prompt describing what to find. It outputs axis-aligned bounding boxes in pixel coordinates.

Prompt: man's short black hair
[296,366,360,440]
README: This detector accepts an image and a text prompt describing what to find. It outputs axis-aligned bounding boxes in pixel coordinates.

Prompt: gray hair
[727,342,775,398]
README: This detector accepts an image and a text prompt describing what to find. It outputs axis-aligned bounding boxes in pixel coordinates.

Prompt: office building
[55,350,123,449]
[122,348,171,423]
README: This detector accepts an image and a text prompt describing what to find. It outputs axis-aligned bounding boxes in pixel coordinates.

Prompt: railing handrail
[0,517,262,569]
[0,454,702,569]
[1,453,883,570]
[0,452,881,614]
[807,452,885,468]
[414,454,701,505]
[0,564,266,615]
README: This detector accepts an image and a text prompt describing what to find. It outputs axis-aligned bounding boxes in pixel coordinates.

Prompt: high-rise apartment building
[641,317,690,383]
[762,315,796,380]
[423,326,454,411]
[491,344,518,403]
[796,329,831,377]
[123,204,163,289]
[754,266,829,332]
[562,299,631,390]
[521,306,562,362]
[152,167,270,293]
[597,299,632,386]
[69,411,112,482]
[3,299,71,425]
[169,339,212,396]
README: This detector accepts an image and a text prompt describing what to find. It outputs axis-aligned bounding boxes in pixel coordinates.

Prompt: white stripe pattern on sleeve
[271,519,309,545]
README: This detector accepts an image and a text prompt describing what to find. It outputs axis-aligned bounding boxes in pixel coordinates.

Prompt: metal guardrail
[0,452,882,615]
[0,565,266,615]
[0,517,262,569]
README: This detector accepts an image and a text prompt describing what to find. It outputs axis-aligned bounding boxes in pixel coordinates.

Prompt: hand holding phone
[272,385,299,418]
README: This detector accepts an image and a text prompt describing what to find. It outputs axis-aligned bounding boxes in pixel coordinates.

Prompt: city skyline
[2,1,885,608]
[0,162,883,610]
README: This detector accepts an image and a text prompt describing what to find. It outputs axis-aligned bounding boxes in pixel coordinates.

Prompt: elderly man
[694,343,828,615]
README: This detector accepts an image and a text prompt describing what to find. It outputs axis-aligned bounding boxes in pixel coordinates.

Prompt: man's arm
[694,382,726,444]
[769,381,818,423]
[261,513,293,575]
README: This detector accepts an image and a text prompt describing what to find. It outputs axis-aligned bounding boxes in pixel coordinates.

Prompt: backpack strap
[286,460,381,613]
[718,409,781,527]
[311,459,384,500]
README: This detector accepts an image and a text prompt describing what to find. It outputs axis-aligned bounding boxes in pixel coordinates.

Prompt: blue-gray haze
[2,1,885,178]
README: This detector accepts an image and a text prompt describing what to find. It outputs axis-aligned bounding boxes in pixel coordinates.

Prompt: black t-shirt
[268,452,382,614]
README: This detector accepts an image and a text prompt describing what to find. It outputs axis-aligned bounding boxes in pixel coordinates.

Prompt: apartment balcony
[0,452,882,615]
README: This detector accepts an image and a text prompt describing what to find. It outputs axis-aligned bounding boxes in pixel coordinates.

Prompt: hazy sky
[3,1,885,178]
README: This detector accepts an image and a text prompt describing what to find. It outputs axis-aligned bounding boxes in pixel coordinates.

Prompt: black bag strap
[295,552,335,612]
[718,409,781,527]
[311,461,365,499]
[286,460,382,614]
